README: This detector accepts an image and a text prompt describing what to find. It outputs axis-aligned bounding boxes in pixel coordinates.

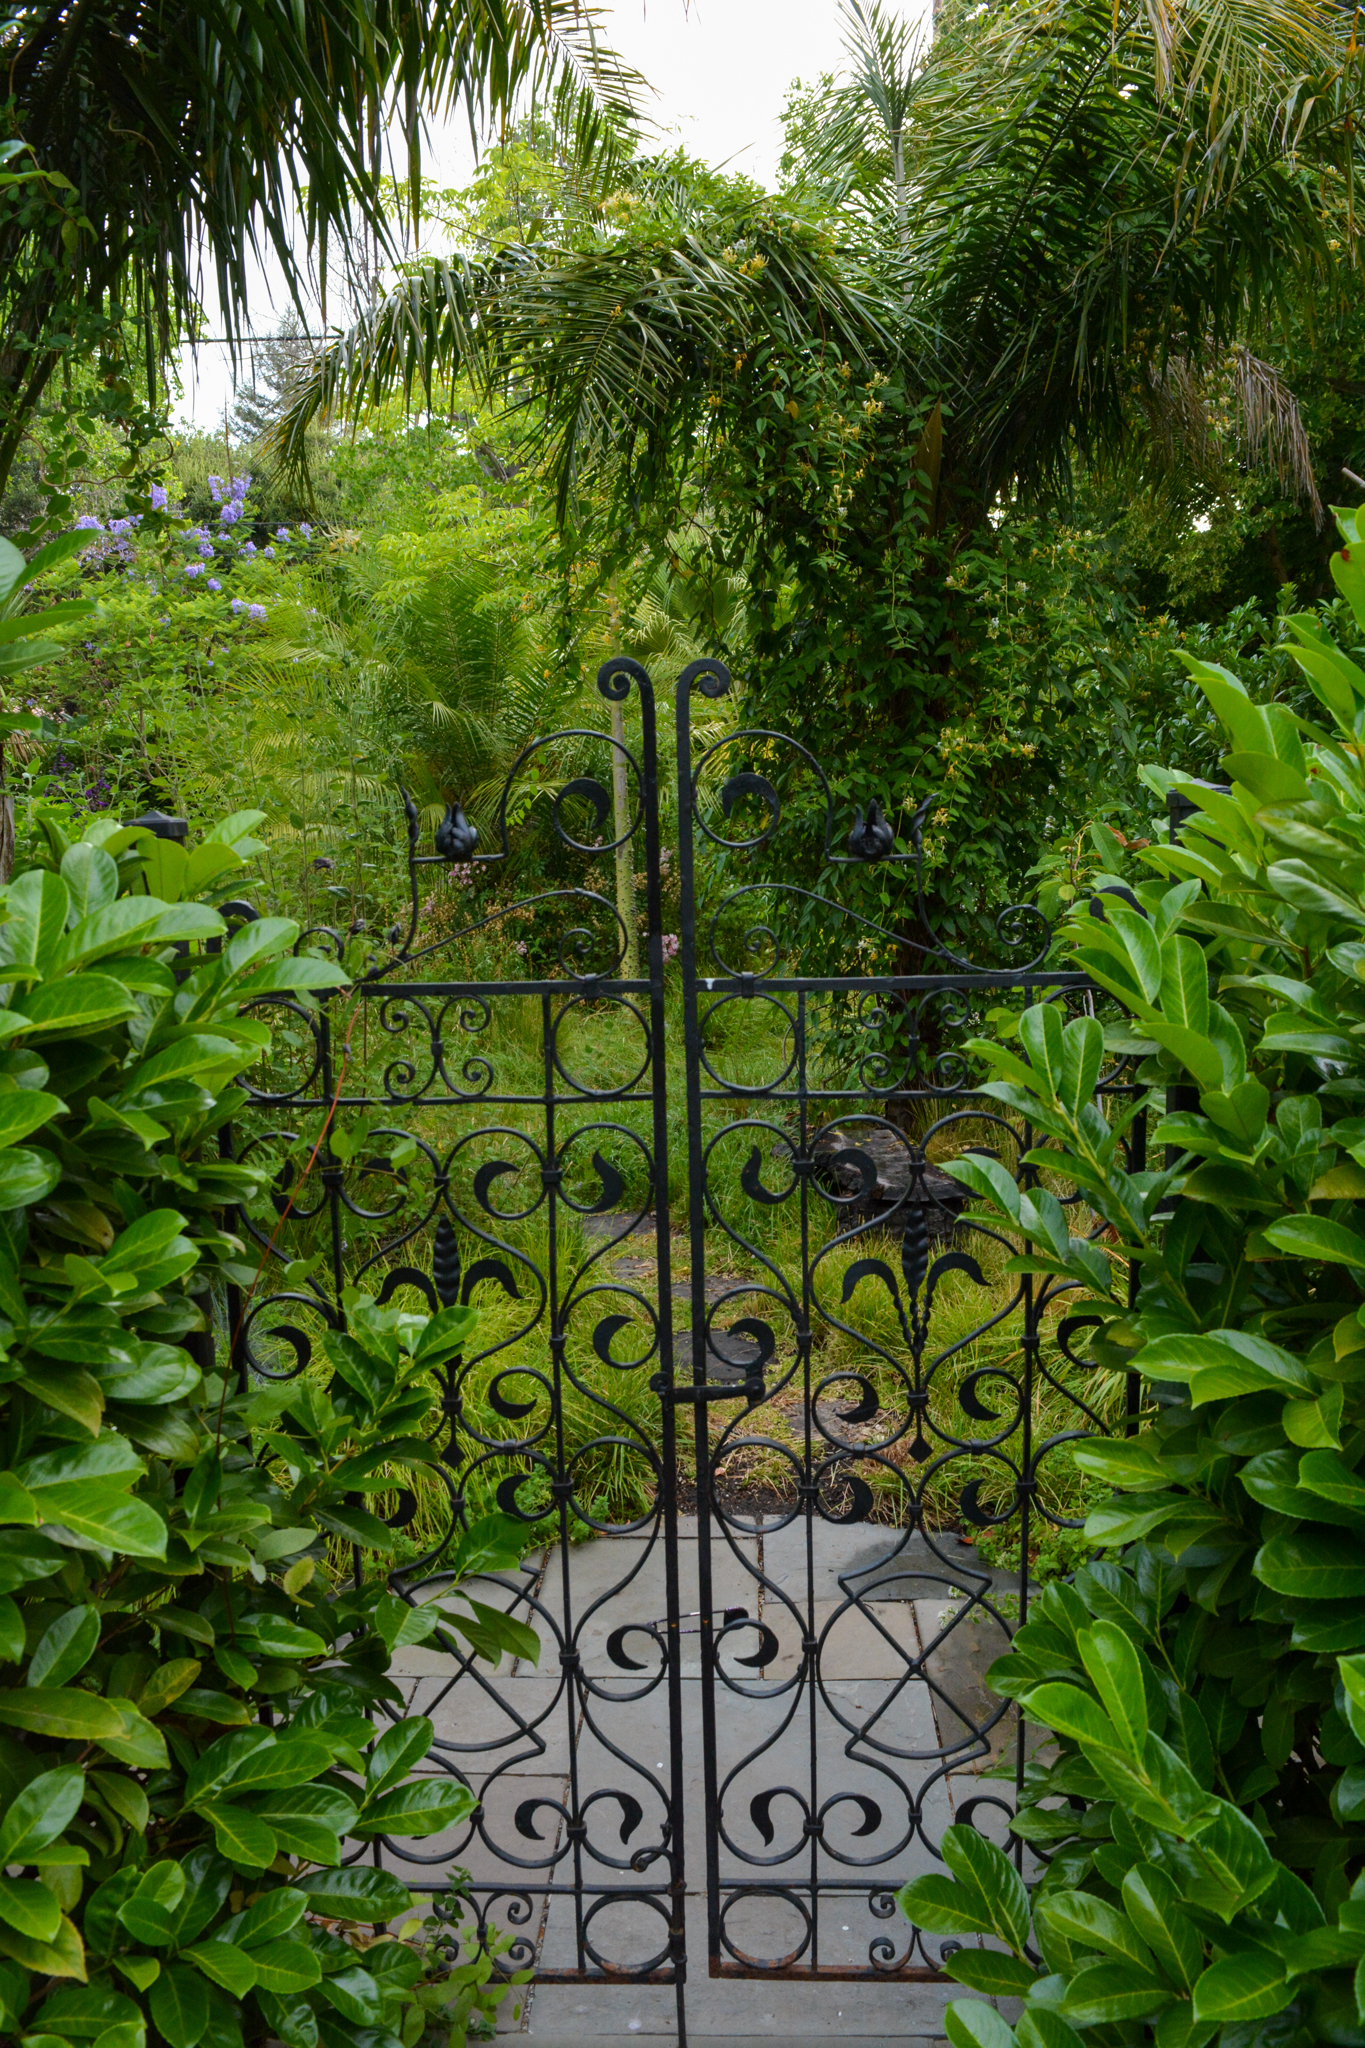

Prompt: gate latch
[649,1370,764,1405]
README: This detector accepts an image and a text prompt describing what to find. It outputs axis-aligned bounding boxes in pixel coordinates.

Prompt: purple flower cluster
[150,484,168,512]
[185,562,204,578]
[210,473,252,528]
[74,511,139,567]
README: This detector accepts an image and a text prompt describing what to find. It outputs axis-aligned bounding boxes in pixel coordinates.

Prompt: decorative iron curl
[597,652,653,703]
[432,994,495,1099]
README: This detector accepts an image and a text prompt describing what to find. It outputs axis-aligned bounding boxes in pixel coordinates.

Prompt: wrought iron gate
[234,656,1137,2033]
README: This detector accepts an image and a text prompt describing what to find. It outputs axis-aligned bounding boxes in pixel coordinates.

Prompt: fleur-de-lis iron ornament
[435,802,479,861]
[847,798,895,860]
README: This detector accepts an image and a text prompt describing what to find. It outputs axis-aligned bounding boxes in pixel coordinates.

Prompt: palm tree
[270,0,1359,525]
[0,0,638,497]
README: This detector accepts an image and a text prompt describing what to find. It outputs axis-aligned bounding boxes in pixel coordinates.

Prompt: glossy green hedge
[0,807,534,2048]
[898,509,1365,2047]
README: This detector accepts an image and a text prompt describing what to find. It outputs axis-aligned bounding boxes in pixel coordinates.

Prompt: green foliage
[896,501,1365,2041]
[0,807,536,2045]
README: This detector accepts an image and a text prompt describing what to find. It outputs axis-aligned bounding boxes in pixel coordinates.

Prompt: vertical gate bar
[318,997,343,1309]
[797,989,819,1964]
[674,668,724,1980]
[1015,1112,1035,1845]
[632,668,687,2041]
[542,991,583,1970]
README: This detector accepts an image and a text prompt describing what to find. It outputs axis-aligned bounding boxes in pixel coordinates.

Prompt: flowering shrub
[33,473,329,823]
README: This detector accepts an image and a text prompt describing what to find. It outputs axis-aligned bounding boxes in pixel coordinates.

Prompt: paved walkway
[389,1515,1022,2043]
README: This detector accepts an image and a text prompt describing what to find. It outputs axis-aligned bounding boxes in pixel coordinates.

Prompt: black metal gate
[234,656,1137,2035]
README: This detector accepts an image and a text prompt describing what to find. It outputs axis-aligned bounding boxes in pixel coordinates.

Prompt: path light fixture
[126,807,188,842]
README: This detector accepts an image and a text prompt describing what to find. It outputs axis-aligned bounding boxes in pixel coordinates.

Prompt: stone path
[388,1516,1024,2045]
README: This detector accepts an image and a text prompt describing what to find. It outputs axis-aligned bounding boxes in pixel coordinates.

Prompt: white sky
[175,0,925,431]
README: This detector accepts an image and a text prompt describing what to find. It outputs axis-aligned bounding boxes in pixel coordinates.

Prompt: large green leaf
[0,1874,61,1941]
[1121,1864,1202,1990]
[1187,1801,1277,1914]
[222,1884,308,1948]
[943,2001,1017,2048]
[31,1487,166,1556]
[0,1909,85,1978]
[248,1784,357,1863]
[1077,1622,1147,1759]
[896,1873,995,1937]
[0,871,69,978]
[242,1616,327,1660]
[1057,1959,1173,2025]
[1192,1951,1291,2022]
[297,1866,413,1921]
[149,1962,211,2048]
[98,1700,169,1770]
[0,1090,61,1149]
[0,1766,82,1863]
[319,1962,385,2023]
[27,1603,99,1687]
[199,1803,278,1871]
[352,1776,476,1839]
[944,1949,1040,1996]
[1036,1891,1154,1971]
[14,974,137,1036]
[215,1733,333,1793]
[183,1940,258,1997]
[1020,1682,1117,1749]
[1255,1531,1365,1600]
[366,1715,434,1793]
[1261,1214,1365,1268]
[184,1727,276,1805]
[0,1688,127,1740]
[249,1937,323,1995]
[0,1147,62,1208]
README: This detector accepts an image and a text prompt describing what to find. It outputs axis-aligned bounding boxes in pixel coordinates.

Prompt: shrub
[898,504,1365,2045]
[0,805,535,2048]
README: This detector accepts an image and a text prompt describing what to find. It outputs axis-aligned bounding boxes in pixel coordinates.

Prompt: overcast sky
[175,0,926,431]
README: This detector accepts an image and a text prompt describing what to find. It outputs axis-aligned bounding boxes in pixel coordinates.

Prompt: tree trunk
[0,743,14,884]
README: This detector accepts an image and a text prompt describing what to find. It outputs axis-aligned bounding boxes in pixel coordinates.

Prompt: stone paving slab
[390,1520,1010,2044]
[525,1887,960,2038]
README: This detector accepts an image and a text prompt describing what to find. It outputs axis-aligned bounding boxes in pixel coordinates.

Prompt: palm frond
[0,0,641,491]
[271,205,891,525]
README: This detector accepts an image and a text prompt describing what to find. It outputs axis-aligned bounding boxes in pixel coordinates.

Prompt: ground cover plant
[0,799,539,2048]
[896,508,1365,2044]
